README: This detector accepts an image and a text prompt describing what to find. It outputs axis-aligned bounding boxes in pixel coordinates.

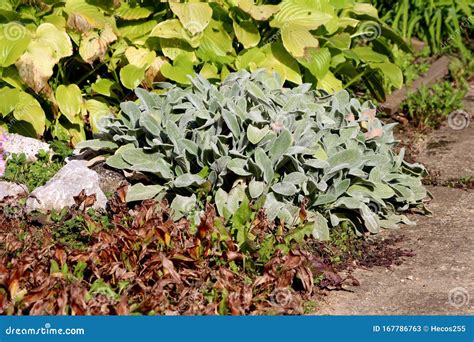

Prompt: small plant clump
[78,70,427,240]
[0,140,71,192]
[402,80,466,129]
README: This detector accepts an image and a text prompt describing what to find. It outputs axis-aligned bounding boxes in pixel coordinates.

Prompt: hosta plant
[77,70,427,240]
[0,0,406,142]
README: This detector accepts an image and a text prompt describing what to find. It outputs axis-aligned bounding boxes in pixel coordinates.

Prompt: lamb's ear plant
[77,70,427,240]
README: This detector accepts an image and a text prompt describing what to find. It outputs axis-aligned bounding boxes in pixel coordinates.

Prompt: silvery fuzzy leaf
[246,124,269,144]
[227,182,246,215]
[254,148,274,183]
[313,193,337,206]
[269,129,292,165]
[221,109,241,138]
[135,88,158,112]
[173,173,205,188]
[126,183,166,202]
[215,188,228,217]
[360,204,380,233]
[120,101,142,128]
[307,211,330,241]
[263,193,285,221]
[170,194,196,220]
[249,179,265,198]
[76,139,118,151]
[306,159,330,169]
[283,172,307,186]
[227,158,252,176]
[139,113,161,136]
[272,182,298,196]
[328,148,362,169]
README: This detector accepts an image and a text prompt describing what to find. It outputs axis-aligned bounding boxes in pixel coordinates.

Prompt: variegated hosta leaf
[15,23,73,93]
[169,1,212,36]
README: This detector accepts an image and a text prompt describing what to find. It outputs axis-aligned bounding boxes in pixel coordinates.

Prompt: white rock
[2,133,51,162]
[26,160,107,212]
[0,181,28,201]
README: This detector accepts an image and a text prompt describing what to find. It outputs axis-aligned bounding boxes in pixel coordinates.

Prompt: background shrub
[0,0,406,143]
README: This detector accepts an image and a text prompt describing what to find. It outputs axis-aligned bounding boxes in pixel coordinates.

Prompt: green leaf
[13,91,46,136]
[233,20,260,49]
[298,47,331,79]
[169,1,212,36]
[0,22,31,67]
[91,78,116,97]
[116,3,152,20]
[56,84,83,123]
[281,25,319,58]
[120,64,145,90]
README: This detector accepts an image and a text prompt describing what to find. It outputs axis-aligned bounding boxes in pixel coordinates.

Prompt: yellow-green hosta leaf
[280,25,319,58]
[1,66,24,89]
[352,47,388,63]
[0,87,20,116]
[120,64,146,89]
[13,91,46,136]
[116,3,152,20]
[298,47,331,79]
[56,84,83,123]
[317,71,342,94]
[199,63,219,79]
[79,25,117,64]
[196,20,234,63]
[150,19,185,40]
[91,78,117,96]
[15,23,72,92]
[370,62,403,89]
[327,33,352,50]
[53,118,85,145]
[169,1,212,36]
[352,3,378,18]
[160,54,195,85]
[260,42,302,85]
[235,48,266,71]
[233,20,260,49]
[84,99,114,133]
[237,0,279,21]
[124,47,155,68]
[159,38,196,61]
[271,1,332,30]
[118,19,157,40]
[65,0,106,32]
[0,22,31,67]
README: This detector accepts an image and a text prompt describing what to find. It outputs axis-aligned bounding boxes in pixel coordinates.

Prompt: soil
[316,85,474,315]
